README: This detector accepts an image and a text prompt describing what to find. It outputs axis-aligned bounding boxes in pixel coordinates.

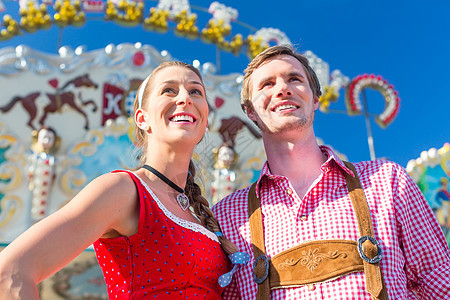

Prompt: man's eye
[261,82,273,88]
[289,77,302,83]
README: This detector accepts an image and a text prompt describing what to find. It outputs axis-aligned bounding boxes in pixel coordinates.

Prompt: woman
[0,61,240,299]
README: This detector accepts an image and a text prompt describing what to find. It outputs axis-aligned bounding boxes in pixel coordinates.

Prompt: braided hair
[185,160,239,255]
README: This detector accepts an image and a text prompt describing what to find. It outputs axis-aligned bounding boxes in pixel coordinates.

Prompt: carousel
[1,0,438,299]
[406,144,450,245]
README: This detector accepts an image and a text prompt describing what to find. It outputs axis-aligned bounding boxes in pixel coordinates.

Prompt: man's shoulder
[351,159,405,177]
[212,185,252,216]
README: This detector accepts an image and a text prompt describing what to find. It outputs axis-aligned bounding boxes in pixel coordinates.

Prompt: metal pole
[362,89,376,160]
[57,27,64,52]
[216,47,221,74]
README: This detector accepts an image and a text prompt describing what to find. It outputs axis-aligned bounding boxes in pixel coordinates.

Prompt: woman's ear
[135,108,150,131]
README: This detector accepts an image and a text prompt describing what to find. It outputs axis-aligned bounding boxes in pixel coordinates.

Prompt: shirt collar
[319,145,355,177]
[254,145,355,198]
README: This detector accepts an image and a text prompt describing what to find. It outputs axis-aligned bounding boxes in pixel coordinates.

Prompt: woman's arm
[0,172,139,299]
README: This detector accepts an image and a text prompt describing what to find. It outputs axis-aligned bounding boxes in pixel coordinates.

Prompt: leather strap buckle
[357,236,382,264]
[253,254,269,284]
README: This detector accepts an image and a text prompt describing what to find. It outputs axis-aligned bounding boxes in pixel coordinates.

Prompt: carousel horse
[0,92,41,129]
[0,74,99,130]
[40,74,99,130]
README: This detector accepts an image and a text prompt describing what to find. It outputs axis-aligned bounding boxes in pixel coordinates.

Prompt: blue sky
[1,0,449,167]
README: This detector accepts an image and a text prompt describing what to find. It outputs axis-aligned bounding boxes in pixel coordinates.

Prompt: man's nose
[275,80,292,98]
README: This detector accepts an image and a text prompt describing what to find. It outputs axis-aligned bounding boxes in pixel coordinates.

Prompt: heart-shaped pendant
[177,193,190,211]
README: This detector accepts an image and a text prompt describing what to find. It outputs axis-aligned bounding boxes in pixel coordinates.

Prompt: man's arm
[394,166,450,297]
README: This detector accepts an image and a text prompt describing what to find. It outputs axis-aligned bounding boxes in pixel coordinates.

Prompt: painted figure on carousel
[28,127,59,223]
[436,177,450,234]
[207,112,261,206]
[211,143,238,205]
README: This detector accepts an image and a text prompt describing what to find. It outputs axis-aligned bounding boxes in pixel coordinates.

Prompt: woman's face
[140,66,208,147]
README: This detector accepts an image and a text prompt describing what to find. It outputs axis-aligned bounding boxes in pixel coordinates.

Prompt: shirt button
[300,215,307,221]
[286,188,293,195]
[307,284,316,291]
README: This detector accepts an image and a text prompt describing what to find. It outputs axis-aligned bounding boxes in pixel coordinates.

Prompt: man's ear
[135,108,150,131]
[314,96,320,111]
[244,101,257,122]
[247,110,257,122]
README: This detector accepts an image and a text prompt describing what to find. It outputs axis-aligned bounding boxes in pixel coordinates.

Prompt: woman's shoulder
[77,171,139,213]
[92,171,138,193]
[83,171,140,237]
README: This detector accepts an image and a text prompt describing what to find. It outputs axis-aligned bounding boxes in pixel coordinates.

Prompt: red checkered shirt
[212,146,450,299]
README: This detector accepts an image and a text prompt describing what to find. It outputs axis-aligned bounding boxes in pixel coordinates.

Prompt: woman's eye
[162,88,176,94]
[190,89,203,96]
[289,77,302,83]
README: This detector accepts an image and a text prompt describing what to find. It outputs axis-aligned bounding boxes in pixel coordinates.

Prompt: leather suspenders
[248,161,389,299]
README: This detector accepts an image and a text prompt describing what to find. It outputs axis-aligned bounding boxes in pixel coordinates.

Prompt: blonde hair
[133,61,239,255]
[241,44,322,112]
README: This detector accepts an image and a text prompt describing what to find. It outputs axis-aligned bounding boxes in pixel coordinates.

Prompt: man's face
[247,54,318,136]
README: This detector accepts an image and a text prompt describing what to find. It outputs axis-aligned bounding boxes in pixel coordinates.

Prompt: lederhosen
[248,162,389,299]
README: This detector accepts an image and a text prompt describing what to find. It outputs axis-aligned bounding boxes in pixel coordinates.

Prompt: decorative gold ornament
[0,1,295,60]
[0,195,22,228]
[221,33,243,55]
[143,7,169,32]
[0,15,20,41]
[105,0,143,27]
[174,10,198,39]
[201,19,230,44]
[246,35,268,59]
[201,19,242,54]
[54,0,86,27]
[19,2,51,33]
[319,86,339,112]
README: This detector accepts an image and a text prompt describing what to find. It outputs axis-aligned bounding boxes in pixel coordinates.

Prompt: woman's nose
[176,91,193,106]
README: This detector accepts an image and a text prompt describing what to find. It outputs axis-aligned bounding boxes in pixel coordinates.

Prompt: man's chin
[264,119,312,134]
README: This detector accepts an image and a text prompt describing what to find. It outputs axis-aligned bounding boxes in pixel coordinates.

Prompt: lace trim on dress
[132,172,219,243]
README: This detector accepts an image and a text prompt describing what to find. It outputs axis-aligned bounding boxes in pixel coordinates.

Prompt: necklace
[142,165,190,211]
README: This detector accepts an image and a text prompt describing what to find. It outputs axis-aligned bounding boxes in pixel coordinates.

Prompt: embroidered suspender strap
[248,183,365,298]
[343,161,389,300]
[269,239,364,287]
[247,163,389,299]
[248,182,270,300]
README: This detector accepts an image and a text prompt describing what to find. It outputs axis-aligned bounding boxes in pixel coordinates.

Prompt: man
[212,45,450,299]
